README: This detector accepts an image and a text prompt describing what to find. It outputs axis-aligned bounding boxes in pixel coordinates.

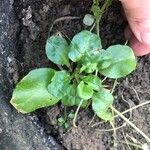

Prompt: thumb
[121,0,150,45]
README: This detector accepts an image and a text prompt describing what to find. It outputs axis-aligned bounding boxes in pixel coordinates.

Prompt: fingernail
[141,32,150,44]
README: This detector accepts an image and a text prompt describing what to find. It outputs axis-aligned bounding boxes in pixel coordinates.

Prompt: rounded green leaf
[97,50,113,69]
[83,14,95,26]
[99,45,137,78]
[58,117,65,123]
[79,51,102,73]
[80,50,111,73]
[83,50,102,63]
[80,63,97,73]
[10,68,59,113]
[62,84,88,107]
[68,113,75,119]
[48,71,71,100]
[61,85,77,106]
[77,81,93,100]
[68,30,102,62]
[46,36,70,66]
[64,123,69,129]
[82,75,102,91]
[92,88,114,121]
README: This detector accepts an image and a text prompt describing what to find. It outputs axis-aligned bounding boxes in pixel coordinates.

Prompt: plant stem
[73,99,84,127]
[101,0,112,17]
[102,76,107,83]
[116,141,143,149]
[65,61,72,72]
[111,79,118,94]
[94,123,126,132]
[70,67,80,81]
[57,65,64,71]
[96,0,112,36]
[90,23,96,32]
[111,106,150,143]
[110,108,118,148]
[95,69,98,76]
[96,18,100,37]
[125,40,129,45]
[114,100,150,119]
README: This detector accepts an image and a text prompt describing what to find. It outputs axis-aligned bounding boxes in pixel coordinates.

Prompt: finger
[121,0,150,45]
[125,26,150,56]
[130,34,150,56]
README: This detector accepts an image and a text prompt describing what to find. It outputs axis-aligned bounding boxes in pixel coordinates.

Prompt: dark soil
[1,0,150,149]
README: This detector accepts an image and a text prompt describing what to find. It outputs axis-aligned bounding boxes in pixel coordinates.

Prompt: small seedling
[57,117,69,129]
[58,117,66,126]
[68,113,75,119]
[83,14,95,26]
[57,112,75,129]
[10,0,137,129]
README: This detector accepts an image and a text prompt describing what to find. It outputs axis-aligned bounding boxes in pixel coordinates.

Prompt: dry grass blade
[73,99,83,127]
[114,101,150,119]
[48,16,80,36]
[91,101,150,127]
[116,140,143,149]
[111,106,150,143]
[122,129,132,150]
[93,123,126,132]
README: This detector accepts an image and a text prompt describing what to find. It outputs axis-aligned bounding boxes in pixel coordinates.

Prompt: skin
[121,0,150,56]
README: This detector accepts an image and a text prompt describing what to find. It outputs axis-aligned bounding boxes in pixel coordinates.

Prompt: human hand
[121,0,150,56]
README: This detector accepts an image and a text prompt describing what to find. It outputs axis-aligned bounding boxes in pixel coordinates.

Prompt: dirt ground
[3,0,150,149]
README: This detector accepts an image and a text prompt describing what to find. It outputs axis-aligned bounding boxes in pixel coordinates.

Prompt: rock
[0,0,63,149]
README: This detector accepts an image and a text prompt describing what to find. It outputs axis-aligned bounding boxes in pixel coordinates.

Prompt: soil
[1,0,150,150]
